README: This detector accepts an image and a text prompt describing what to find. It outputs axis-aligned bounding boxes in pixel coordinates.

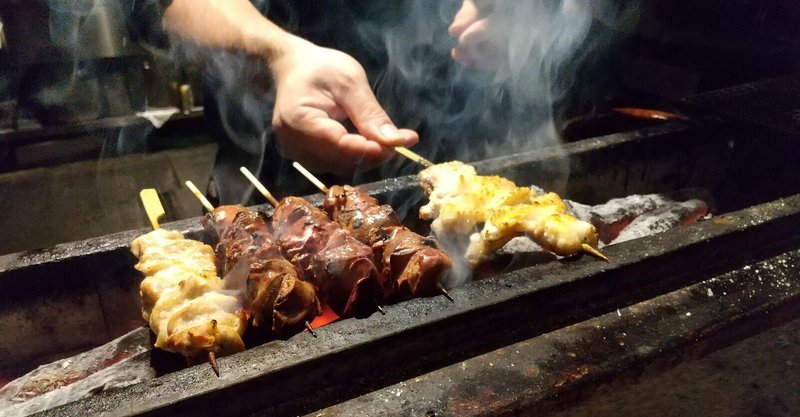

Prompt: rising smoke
[342,0,638,285]
[350,0,605,178]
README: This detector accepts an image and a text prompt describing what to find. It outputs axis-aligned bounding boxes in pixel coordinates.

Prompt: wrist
[243,22,312,81]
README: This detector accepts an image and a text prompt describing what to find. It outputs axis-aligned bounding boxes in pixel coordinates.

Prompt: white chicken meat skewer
[131,191,247,375]
[417,161,607,265]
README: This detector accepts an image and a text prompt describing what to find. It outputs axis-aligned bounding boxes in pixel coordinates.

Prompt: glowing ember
[309,303,342,329]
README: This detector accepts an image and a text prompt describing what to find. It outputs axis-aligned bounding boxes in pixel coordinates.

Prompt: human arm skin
[162,0,419,175]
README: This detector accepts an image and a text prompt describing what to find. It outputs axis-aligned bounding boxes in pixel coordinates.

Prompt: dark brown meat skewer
[272,197,390,317]
[322,185,454,300]
[201,205,322,335]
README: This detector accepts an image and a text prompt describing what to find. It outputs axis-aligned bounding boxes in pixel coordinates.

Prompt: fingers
[274,111,392,176]
[449,0,480,38]
[451,17,492,68]
[338,83,419,149]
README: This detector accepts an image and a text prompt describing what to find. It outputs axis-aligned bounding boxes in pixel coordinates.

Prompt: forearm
[162,0,299,65]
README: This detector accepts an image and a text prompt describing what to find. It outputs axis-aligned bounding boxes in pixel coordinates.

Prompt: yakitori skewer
[240,167,389,318]
[292,162,454,302]
[137,189,248,376]
[141,189,219,374]
[394,151,608,262]
[186,181,319,337]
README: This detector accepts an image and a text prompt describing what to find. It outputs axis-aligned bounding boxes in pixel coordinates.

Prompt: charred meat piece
[203,205,321,335]
[323,185,453,299]
[369,226,453,299]
[324,185,401,243]
[273,197,387,317]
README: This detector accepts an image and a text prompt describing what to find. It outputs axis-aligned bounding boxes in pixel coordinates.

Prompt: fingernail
[380,124,401,140]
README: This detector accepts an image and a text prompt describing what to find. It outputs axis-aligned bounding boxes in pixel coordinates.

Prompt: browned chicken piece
[131,229,247,361]
[418,161,606,263]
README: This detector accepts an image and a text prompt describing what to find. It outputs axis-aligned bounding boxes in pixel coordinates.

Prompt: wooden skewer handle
[139,189,165,230]
[185,180,215,212]
[240,166,280,207]
[292,162,328,193]
[395,147,433,167]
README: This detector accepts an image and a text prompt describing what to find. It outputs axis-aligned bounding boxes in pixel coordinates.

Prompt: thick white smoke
[358,1,601,176]
[348,0,638,285]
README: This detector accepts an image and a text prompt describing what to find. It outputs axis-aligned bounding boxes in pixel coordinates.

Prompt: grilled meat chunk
[131,228,247,360]
[324,185,401,243]
[369,226,453,299]
[273,197,387,317]
[323,185,453,299]
[202,205,321,335]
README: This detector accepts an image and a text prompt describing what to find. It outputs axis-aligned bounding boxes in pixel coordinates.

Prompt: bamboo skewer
[139,188,220,376]
[305,321,317,337]
[140,189,164,230]
[435,283,455,303]
[392,149,608,261]
[292,162,328,193]
[291,161,455,303]
[185,181,215,212]
[581,243,609,262]
[207,352,220,377]
[240,167,279,207]
[394,146,433,167]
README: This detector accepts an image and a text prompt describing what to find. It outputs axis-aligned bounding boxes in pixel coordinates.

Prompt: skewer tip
[207,351,220,377]
[581,243,609,262]
[305,320,317,338]
[435,282,455,303]
[375,302,386,315]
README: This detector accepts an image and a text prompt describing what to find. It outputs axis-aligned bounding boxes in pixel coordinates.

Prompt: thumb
[340,85,419,147]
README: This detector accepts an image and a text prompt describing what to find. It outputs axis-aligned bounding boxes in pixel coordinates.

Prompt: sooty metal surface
[36,194,800,417]
[314,249,800,417]
[682,72,800,136]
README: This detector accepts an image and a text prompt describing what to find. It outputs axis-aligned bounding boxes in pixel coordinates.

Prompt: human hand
[448,0,507,71]
[269,36,419,175]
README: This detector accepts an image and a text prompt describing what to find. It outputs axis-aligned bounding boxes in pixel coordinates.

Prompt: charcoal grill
[1,75,799,417]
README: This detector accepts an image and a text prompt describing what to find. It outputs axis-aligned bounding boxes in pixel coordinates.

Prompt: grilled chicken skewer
[394,149,607,264]
[240,167,389,317]
[132,189,247,376]
[292,162,455,301]
[186,181,322,336]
